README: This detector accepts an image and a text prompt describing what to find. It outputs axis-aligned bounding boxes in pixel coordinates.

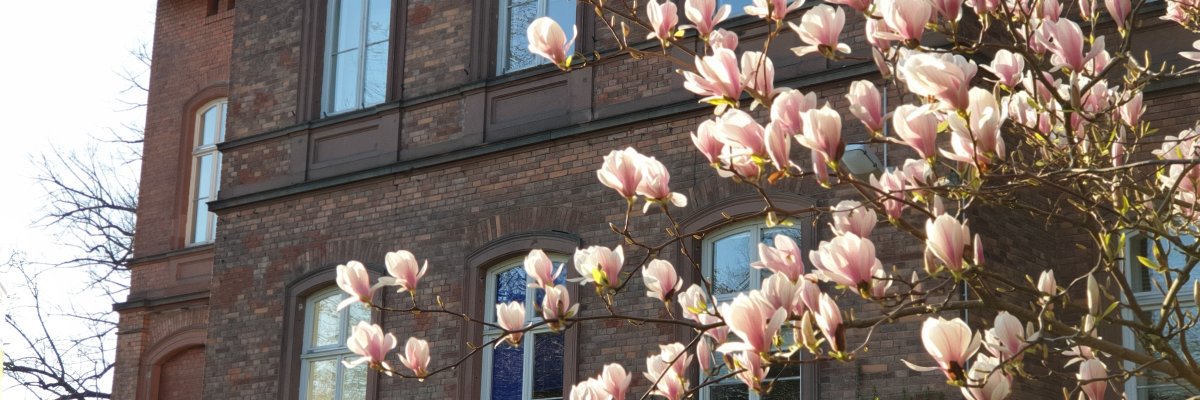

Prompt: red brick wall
[157,347,206,400]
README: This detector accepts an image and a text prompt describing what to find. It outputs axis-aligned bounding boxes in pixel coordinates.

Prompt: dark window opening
[206,0,220,16]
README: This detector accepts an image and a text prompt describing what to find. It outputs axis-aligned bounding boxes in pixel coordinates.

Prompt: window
[722,0,754,17]
[481,256,568,400]
[1123,235,1200,400]
[497,0,576,74]
[300,288,371,400]
[323,0,392,115]
[188,99,226,244]
[701,221,804,400]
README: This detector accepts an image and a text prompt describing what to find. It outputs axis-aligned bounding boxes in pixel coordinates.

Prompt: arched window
[188,99,226,245]
[700,220,805,400]
[481,255,568,400]
[299,287,371,400]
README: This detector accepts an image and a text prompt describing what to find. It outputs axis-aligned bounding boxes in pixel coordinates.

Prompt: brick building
[111,0,1198,399]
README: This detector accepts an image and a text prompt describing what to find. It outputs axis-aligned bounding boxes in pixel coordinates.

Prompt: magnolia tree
[330,0,1200,398]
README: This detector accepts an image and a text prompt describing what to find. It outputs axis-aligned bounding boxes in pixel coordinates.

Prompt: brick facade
[114,0,1197,399]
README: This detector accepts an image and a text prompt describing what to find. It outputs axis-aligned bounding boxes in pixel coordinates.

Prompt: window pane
[306,358,339,400]
[722,0,753,17]
[546,0,576,55]
[762,227,802,248]
[532,332,564,399]
[199,106,219,146]
[196,154,214,199]
[347,299,370,330]
[490,342,524,400]
[1134,310,1200,398]
[504,2,538,72]
[331,50,361,112]
[311,293,344,348]
[763,378,801,400]
[362,42,388,107]
[494,266,527,313]
[533,262,568,307]
[366,0,391,44]
[192,198,210,243]
[712,231,753,296]
[710,383,749,400]
[1135,236,1199,293]
[341,360,368,400]
[335,0,363,52]
[217,102,227,141]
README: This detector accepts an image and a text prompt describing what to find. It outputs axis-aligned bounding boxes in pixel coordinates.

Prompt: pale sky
[0,1,157,398]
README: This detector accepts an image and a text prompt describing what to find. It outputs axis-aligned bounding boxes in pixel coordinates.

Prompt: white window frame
[187,99,226,245]
[699,220,805,400]
[1121,235,1200,399]
[322,0,391,116]
[495,0,576,75]
[480,256,568,400]
[299,287,370,400]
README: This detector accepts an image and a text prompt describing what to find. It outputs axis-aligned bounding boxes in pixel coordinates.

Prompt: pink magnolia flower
[646,0,680,44]
[714,109,768,157]
[1182,40,1200,63]
[878,0,932,42]
[336,261,374,311]
[495,301,526,347]
[573,245,625,289]
[597,147,647,200]
[892,104,940,159]
[847,80,884,133]
[698,313,730,343]
[684,0,731,38]
[1079,0,1097,19]
[1112,134,1126,167]
[810,233,884,293]
[870,170,908,219]
[708,28,739,50]
[1039,19,1087,72]
[932,0,964,21]
[759,272,800,314]
[601,363,632,400]
[973,234,984,266]
[375,250,428,294]
[1037,270,1058,298]
[682,48,742,106]
[541,284,579,330]
[525,249,562,289]
[1118,92,1144,126]
[1105,0,1131,30]
[697,336,714,371]
[397,337,431,379]
[1086,274,1101,315]
[771,89,819,133]
[1077,359,1108,400]
[789,5,851,57]
[966,0,1000,14]
[741,51,776,102]
[569,379,610,400]
[1042,0,1063,20]
[830,200,877,238]
[815,293,845,353]
[764,121,797,173]
[677,284,708,320]
[925,214,971,273]
[644,343,692,400]
[944,88,1005,164]
[797,105,844,163]
[812,150,831,185]
[692,119,726,166]
[961,355,1012,400]
[865,19,893,52]
[829,0,874,12]
[984,312,1034,361]
[745,0,804,22]
[871,267,892,299]
[900,53,977,110]
[637,156,688,212]
[983,49,1024,88]
[717,292,787,354]
[901,158,932,187]
[796,277,822,314]
[753,233,807,282]
[907,317,981,383]
[344,322,397,374]
[732,351,769,393]
[643,259,683,303]
[527,17,577,69]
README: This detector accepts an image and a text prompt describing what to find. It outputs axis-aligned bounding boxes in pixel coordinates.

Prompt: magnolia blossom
[644,343,692,400]
[336,261,374,310]
[1077,359,1108,400]
[796,277,822,314]
[1037,269,1058,299]
[900,53,977,110]
[682,48,742,106]
[527,17,576,68]
[892,104,940,159]
[713,109,767,157]
[810,233,884,292]
[753,233,807,282]
[870,170,908,219]
[878,0,932,42]
[829,0,873,12]
[646,0,680,44]
[908,317,981,382]
[1182,40,1200,63]
[569,379,610,400]
[692,119,726,166]
[961,355,1012,400]
[865,19,893,52]
[597,147,647,199]
[984,312,1034,361]
[643,259,683,303]
[944,88,1005,165]
[344,322,397,373]
[815,293,845,353]
[1119,92,1144,126]
[1042,0,1063,19]
[1086,274,1101,315]
[789,5,850,57]
[764,121,796,172]
[677,284,709,320]
[732,351,769,393]
[525,249,562,289]
[397,337,431,379]
[797,105,844,163]
[697,335,714,372]
[1039,19,1088,72]
[375,250,428,294]
[495,301,526,347]
[871,267,893,299]
[831,200,877,238]
[601,363,632,400]
[574,245,624,289]
[542,284,579,330]
[637,156,688,212]
[847,80,883,133]
[771,89,819,133]
[683,0,730,38]
[709,28,739,50]
[760,272,800,314]
[926,215,971,273]
[740,51,776,101]
[1105,0,1131,30]
[931,0,964,21]
[982,49,1024,88]
[966,0,1000,14]
[745,0,803,22]
[717,292,787,354]
[901,158,933,188]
